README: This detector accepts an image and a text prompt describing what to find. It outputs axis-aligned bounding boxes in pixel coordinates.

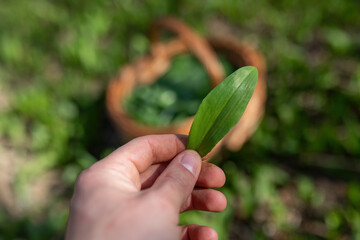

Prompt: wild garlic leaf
[187,66,258,157]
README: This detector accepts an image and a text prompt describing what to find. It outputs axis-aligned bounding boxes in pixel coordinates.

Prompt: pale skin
[65,134,227,240]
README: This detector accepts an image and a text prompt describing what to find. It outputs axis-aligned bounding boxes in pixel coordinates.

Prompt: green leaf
[187,66,258,157]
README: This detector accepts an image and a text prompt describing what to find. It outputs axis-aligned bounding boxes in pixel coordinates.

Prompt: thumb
[151,150,201,210]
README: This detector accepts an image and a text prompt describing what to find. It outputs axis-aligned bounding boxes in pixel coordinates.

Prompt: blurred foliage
[0,0,360,239]
[124,54,212,126]
[124,54,233,126]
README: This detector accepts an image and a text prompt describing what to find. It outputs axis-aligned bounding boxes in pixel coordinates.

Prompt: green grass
[0,0,360,239]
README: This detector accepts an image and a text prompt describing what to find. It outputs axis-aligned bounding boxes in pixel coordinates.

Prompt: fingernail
[180,151,198,175]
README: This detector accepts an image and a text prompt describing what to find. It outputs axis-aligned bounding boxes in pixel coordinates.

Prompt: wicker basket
[106,17,266,158]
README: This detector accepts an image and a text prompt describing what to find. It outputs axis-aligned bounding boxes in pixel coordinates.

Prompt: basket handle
[150,17,225,86]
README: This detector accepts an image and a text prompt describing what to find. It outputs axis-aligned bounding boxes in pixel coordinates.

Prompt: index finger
[104,134,188,173]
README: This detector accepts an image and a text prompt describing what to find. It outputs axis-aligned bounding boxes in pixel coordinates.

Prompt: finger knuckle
[164,174,188,191]
[75,166,96,190]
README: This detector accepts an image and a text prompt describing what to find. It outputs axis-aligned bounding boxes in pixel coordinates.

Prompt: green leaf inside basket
[123,54,234,126]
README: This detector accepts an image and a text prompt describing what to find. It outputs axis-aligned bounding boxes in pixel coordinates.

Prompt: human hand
[65,134,226,240]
